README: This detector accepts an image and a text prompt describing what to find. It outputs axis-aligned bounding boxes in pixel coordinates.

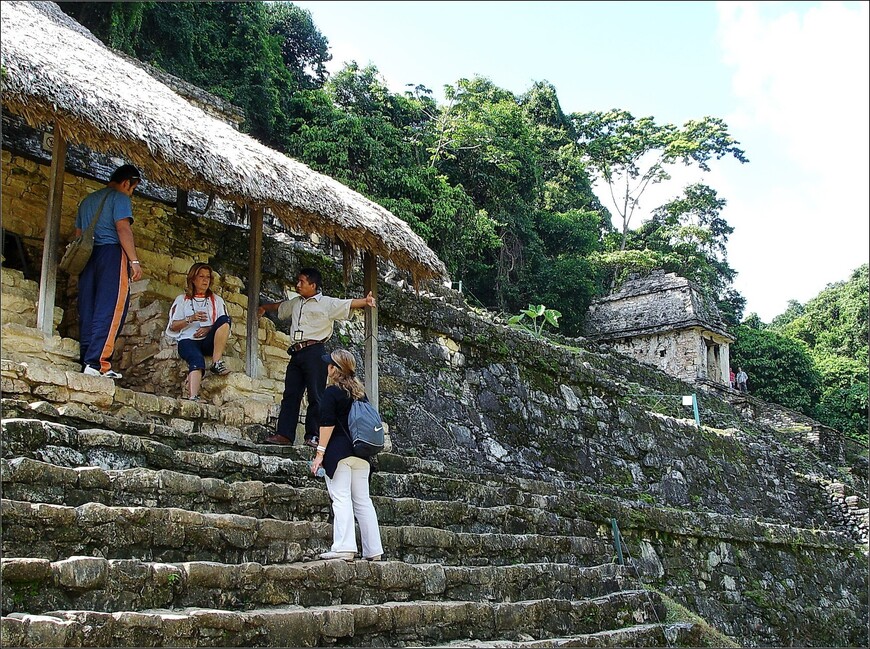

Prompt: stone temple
[584,270,733,386]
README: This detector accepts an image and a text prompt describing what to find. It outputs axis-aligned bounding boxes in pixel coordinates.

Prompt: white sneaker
[101,369,123,379]
[83,366,101,376]
[318,551,355,561]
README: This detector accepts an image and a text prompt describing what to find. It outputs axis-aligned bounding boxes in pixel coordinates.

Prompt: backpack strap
[337,394,367,442]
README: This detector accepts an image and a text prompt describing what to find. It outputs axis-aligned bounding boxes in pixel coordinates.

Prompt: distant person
[736,367,749,394]
[77,164,143,379]
[165,263,232,402]
[311,349,383,561]
[729,368,736,389]
[257,267,376,447]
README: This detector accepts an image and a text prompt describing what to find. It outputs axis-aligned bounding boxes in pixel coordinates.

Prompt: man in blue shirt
[76,164,143,379]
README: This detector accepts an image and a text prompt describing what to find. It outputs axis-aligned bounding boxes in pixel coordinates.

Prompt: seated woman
[311,349,384,562]
[165,263,232,402]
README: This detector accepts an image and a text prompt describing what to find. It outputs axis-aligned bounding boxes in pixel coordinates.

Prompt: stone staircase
[0,358,722,647]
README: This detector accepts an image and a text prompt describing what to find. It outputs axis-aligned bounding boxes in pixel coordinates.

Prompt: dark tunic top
[319,385,370,479]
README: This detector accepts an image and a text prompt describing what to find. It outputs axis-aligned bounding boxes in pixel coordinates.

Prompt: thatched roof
[584,270,733,342]
[0,1,448,282]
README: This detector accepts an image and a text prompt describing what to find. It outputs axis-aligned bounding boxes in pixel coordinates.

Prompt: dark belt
[288,339,322,354]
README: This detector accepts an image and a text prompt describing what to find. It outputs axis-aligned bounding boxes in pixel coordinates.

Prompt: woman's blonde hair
[185,263,213,298]
[329,349,365,400]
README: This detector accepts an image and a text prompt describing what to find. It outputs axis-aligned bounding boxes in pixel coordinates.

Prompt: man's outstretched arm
[350,292,376,309]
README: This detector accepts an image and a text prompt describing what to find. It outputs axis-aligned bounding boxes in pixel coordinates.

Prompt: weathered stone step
[0,457,599,537]
[0,394,423,471]
[1,412,453,484]
[1,556,630,615]
[0,358,278,431]
[1,456,330,522]
[0,398,563,496]
[1,500,612,567]
[1,411,559,515]
[0,591,666,647]
[1,397,579,498]
[423,622,705,647]
[2,417,853,551]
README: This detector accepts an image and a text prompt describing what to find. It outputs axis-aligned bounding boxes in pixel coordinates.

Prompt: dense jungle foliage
[61,2,865,440]
[733,264,869,443]
[60,1,746,336]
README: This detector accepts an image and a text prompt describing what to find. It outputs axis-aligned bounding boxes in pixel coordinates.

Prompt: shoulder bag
[58,191,111,275]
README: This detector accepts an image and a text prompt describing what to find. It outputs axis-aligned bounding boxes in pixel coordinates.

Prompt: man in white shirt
[735,368,749,394]
[258,267,375,446]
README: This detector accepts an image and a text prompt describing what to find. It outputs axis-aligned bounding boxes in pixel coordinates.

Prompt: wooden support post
[363,252,379,409]
[245,206,264,378]
[37,124,68,335]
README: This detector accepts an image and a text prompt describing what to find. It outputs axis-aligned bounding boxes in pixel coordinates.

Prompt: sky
[292,1,869,322]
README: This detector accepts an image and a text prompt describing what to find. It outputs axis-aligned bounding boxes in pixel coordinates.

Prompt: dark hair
[110,164,141,185]
[298,267,322,290]
[185,262,213,298]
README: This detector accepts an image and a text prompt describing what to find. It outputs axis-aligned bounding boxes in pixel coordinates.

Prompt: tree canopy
[765,264,869,443]
[571,110,748,250]
[61,2,750,340]
[731,324,822,415]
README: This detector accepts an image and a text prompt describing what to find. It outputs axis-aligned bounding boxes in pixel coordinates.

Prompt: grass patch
[655,589,740,648]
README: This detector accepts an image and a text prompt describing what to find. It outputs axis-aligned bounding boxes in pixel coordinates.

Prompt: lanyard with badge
[292,297,308,341]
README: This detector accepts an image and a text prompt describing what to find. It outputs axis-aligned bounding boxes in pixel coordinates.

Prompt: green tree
[429,77,545,309]
[285,64,501,280]
[768,265,868,441]
[778,265,869,363]
[769,299,805,330]
[60,2,154,55]
[61,2,331,150]
[731,324,822,414]
[571,110,748,251]
[431,77,604,332]
[813,355,868,444]
[624,183,742,324]
[265,2,331,89]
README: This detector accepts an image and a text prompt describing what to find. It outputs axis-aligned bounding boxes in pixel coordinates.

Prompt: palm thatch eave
[0,1,448,283]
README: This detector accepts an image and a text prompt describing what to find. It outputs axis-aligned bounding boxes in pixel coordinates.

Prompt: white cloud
[714,1,869,321]
[719,2,869,176]
[323,38,408,96]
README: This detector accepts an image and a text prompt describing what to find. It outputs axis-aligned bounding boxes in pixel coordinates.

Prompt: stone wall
[605,327,706,384]
[372,288,861,528]
[367,289,868,646]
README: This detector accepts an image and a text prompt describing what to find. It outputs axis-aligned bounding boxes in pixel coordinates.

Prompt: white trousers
[325,455,384,558]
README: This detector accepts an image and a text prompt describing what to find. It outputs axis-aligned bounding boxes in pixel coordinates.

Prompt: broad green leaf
[544,310,561,327]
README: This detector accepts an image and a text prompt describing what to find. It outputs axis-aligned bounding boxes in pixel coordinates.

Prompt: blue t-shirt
[75,187,134,245]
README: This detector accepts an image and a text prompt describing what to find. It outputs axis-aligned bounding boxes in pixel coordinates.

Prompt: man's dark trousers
[78,243,130,372]
[276,343,327,441]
